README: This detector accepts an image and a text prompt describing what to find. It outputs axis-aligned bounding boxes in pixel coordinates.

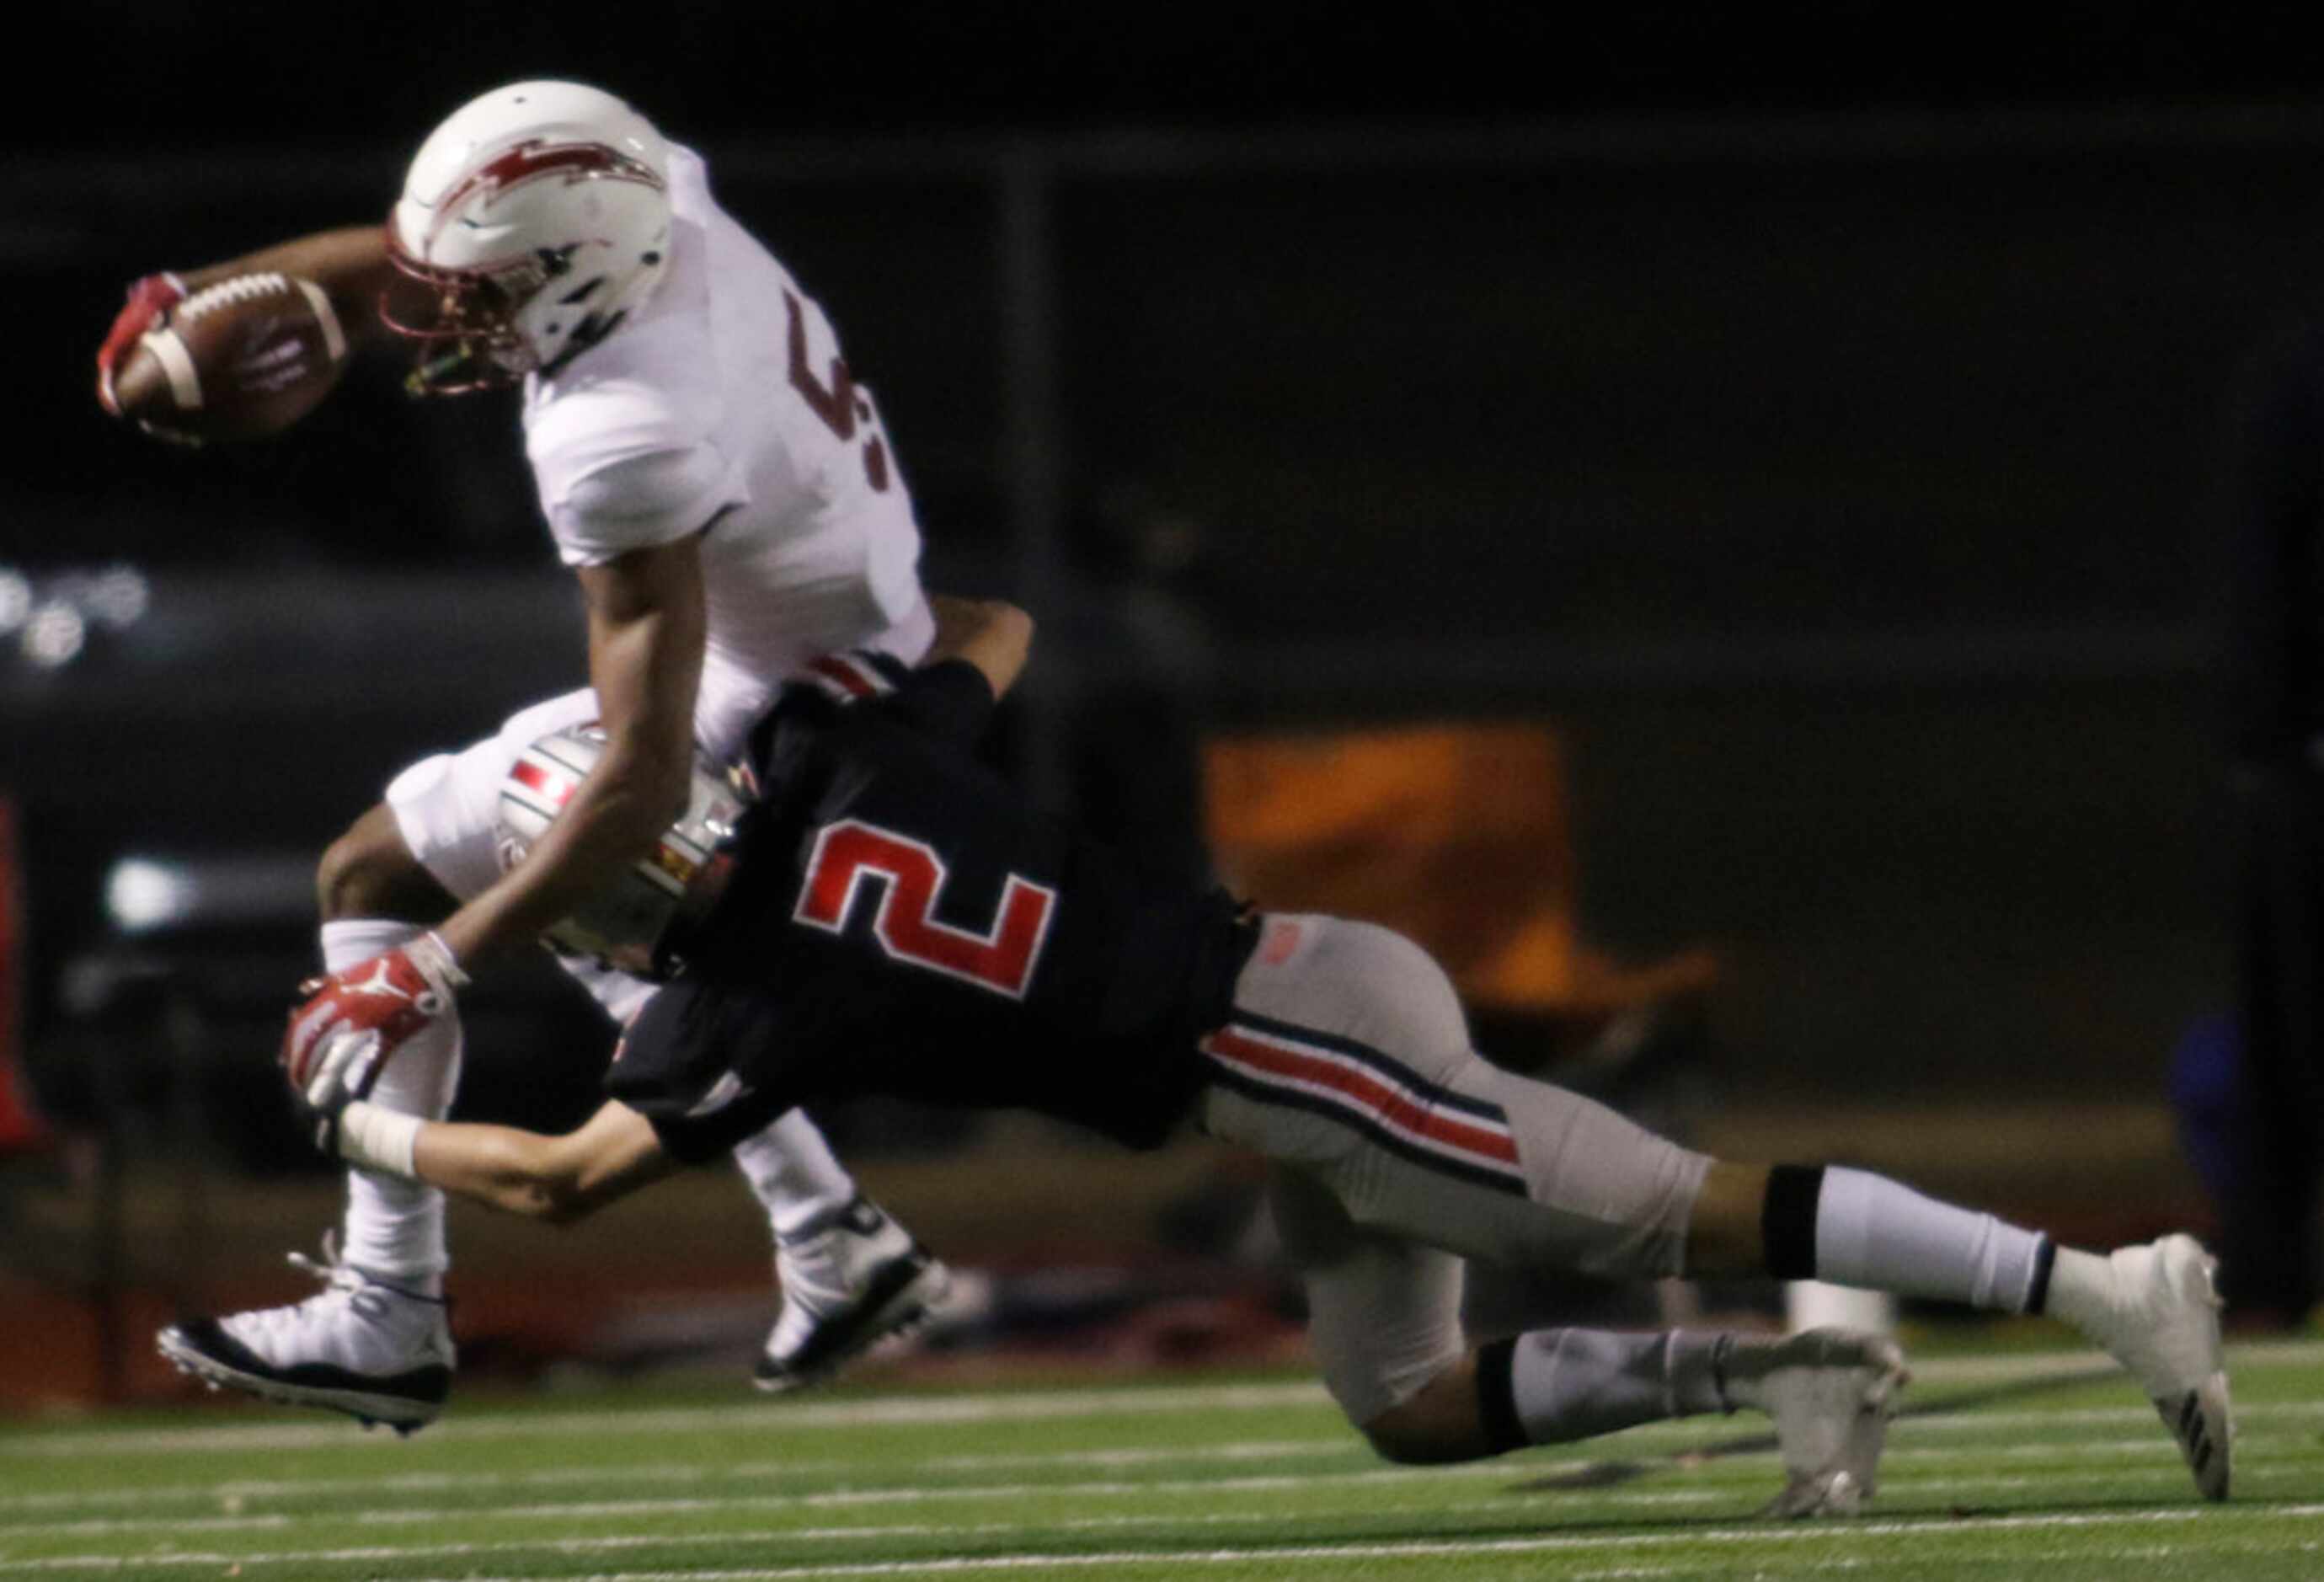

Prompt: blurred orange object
[1202,724,1718,1019]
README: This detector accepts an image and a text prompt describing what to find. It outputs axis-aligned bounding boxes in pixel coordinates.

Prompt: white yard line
[0,1435,2269,1542]
[3,1499,2316,1576]
[0,1383,1331,1459]
[366,1505,2324,1580]
[10,1411,2315,1530]
[1562,1542,2289,1582]
[0,1440,1358,1514]
[10,1339,2320,1461]
[13,1392,2288,1506]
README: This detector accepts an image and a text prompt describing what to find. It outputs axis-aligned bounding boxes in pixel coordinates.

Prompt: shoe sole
[2154,1241,2233,1502]
[754,1256,951,1395]
[156,1328,444,1436]
[1762,1342,1910,1520]
[2159,1368,2233,1501]
[2095,1237,2232,1502]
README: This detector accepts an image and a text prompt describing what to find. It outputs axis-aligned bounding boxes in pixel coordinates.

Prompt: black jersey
[608,653,1258,1162]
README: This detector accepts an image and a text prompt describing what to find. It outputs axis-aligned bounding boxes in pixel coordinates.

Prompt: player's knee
[1683,1157,1777,1278]
[1360,1402,1474,1466]
[316,804,454,922]
[1354,1358,1489,1466]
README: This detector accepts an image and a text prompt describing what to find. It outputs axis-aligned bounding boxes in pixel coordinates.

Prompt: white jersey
[517,144,926,757]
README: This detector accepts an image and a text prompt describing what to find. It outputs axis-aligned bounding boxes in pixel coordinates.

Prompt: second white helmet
[385,80,673,393]
[496,724,751,981]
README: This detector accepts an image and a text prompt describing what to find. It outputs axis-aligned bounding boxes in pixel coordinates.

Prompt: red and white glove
[293,1024,391,1157]
[94,270,187,415]
[281,932,469,1091]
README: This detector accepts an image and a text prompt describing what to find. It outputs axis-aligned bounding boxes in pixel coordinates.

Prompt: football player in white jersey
[97,82,950,1429]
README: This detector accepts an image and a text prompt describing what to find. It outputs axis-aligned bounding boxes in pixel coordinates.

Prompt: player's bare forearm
[927,596,1034,697]
[431,538,706,970]
[183,227,403,354]
[409,1101,673,1224]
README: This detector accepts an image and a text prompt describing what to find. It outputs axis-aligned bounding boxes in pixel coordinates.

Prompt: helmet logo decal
[430,139,665,254]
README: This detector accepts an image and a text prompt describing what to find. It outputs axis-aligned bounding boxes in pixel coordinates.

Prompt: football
[110,272,350,443]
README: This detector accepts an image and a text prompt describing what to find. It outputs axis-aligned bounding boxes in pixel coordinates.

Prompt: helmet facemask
[381,243,547,395]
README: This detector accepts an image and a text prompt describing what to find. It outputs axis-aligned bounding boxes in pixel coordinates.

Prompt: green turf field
[3,1334,2317,1580]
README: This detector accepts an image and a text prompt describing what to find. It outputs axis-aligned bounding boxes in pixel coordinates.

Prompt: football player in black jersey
[292,598,2233,1513]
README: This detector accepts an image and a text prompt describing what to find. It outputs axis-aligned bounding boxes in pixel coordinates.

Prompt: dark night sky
[32,3,2324,150]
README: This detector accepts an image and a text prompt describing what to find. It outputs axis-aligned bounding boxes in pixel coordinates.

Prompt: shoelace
[273,1232,397,1326]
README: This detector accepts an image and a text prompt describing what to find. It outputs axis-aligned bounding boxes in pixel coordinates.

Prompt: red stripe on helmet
[511,756,578,807]
[436,139,664,228]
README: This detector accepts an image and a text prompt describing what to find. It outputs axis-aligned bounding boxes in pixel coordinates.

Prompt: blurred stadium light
[103,854,313,937]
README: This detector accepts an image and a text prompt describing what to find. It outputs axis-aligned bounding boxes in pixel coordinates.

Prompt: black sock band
[2026,1235,2058,1315]
[1761,1163,1826,1280]
[1475,1338,1527,1455]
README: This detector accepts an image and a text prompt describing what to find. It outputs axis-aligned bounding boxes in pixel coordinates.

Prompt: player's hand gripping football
[291,1025,390,1155]
[281,933,469,1148]
[94,272,187,418]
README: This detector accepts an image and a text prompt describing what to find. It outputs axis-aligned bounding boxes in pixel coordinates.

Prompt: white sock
[326,919,457,1295]
[2036,1246,2119,1335]
[1503,1328,1728,1445]
[732,1109,861,1241]
[1814,1166,2049,1312]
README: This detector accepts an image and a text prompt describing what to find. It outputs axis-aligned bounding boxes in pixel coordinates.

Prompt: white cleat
[1725,1327,1910,1519]
[155,1235,453,1435]
[755,1195,950,1394]
[2072,1233,2233,1500]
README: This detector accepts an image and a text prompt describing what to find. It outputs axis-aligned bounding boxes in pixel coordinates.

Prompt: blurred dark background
[7,0,2324,1395]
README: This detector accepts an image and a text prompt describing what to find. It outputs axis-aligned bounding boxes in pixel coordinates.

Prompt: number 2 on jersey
[785,290,891,492]
[794,819,1056,998]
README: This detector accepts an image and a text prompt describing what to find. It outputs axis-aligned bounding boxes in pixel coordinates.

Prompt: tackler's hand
[282,933,469,1095]
[95,272,187,416]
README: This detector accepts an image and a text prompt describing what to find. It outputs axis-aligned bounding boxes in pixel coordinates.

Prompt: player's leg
[1200,914,2230,1503]
[1683,1157,2230,1499]
[1265,1161,1904,1515]
[734,1116,949,1392]
[157,801,460,1432]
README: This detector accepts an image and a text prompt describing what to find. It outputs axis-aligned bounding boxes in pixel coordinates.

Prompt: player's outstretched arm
[178,227,404,350]
[431,537,708,972]
[408,1101,676,1224]
[925,596,1034,698]
[344,1098,674,1225]
[290,1011,674,1221]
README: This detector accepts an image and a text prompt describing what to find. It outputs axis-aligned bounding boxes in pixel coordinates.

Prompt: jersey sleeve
[789,652,996,746]
[526,382,748,568]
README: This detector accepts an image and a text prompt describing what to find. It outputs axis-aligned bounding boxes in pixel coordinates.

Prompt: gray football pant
[1197,914,1712,1425]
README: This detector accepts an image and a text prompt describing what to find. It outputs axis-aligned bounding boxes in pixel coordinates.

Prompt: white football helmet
[384,80,672,394]
[496,724,751,980]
